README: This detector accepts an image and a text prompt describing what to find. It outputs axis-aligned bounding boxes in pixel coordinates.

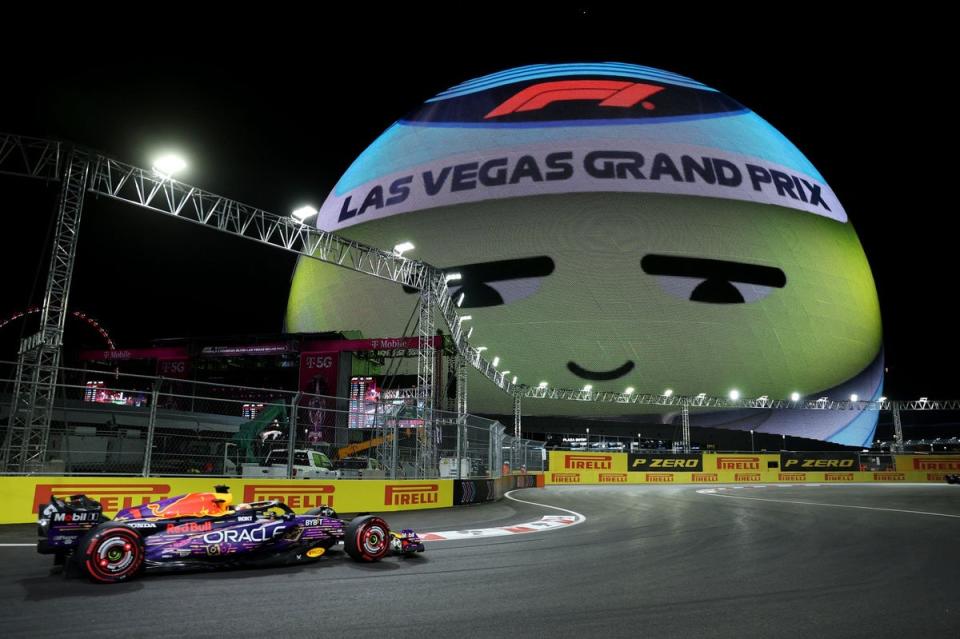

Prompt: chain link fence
[0,362,546,479]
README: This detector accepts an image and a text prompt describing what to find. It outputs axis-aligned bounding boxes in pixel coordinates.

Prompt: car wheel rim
[362,525,387,555]
[92,533,139,578]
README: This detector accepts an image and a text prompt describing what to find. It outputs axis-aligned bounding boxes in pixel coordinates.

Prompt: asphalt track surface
[2,484,958,638]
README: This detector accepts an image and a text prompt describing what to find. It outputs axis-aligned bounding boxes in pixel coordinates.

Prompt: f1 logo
[485,80,665,119]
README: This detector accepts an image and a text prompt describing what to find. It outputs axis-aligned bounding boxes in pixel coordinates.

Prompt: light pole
[750,429,755,453]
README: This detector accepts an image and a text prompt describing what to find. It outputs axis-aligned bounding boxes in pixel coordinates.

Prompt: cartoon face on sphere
[286,64,883,446]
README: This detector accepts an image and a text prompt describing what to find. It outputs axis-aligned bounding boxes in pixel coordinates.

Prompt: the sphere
[287,63,883,446]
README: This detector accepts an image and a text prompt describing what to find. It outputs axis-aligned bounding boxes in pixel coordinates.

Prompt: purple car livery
[37,485,424,583]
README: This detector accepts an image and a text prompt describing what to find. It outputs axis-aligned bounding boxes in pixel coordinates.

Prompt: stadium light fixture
[538,381,548,389]
[466,326,474,339]
[663,389,673,397]
[152,153,187,177]
[476,346,487,352]
[879,396,887,402]
[501,370,510,376]
[583,384,592,392]
[444,272,462,284]
[393,241,415,256]
[291,205,317,222]
[625,387,635,395]
[790,392,801,402]
[458,315,472,324]
[512,376,517,385]
[729,389,740,401]
[850,393,859,402]
[456,292,465,307]
[492,356,500,367]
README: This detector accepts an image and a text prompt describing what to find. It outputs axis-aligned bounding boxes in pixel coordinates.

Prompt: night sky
[0,8,955,400]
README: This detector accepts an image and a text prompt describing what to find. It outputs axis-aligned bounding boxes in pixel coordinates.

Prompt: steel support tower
[2,149,89,471]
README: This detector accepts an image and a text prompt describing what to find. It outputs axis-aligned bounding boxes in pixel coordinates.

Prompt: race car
[946,474,959,484]
[37,485,424,583]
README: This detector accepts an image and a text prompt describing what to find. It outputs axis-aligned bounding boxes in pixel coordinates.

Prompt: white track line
[703,492,960,519]
[0,543,34,547]
[420,489,586,542]
[504,489,587,524]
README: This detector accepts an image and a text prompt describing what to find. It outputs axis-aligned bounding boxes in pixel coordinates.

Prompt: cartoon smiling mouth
[567,360,636,381]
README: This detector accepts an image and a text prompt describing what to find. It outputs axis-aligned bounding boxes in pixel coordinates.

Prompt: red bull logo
[564,454,612,470]
[485,80,665,119]
[384,484,439,506]
[33,483,170,514]
[599,473,627,483]
[718,457,760,470]
[166,521,213,534]
[913,458,960,471]
[242,484,334,509]
[646,473,673,483]
[551,473,580,483]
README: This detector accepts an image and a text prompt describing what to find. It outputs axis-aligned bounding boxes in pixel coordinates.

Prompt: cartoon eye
[641,254,785,304]
[403,256,555,308]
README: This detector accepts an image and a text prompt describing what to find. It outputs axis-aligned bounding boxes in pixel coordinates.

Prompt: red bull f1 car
[37,485,424,583]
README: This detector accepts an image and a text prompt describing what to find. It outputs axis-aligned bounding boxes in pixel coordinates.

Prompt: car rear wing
[37,494,105,555]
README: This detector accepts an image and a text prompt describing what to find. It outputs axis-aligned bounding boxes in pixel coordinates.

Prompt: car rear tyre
[344,515,390,562]
[79,524,144,583]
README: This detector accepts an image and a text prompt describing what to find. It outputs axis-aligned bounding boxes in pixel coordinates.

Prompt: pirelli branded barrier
[544,452,960,485]
[0,477,455,525]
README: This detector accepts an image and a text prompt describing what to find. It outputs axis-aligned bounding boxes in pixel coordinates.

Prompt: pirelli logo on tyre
[912,458,960,471]
[551,473,580,483]
[717,456,760,470]
[873,473,906,481]
[628,453,701,472]
[243,484,334,508]
[734,473,761,482]
[384,484,439,506]
[692,473,718,483]
[645,473,673,483]
[33,483,170,514]
[824,473,854,481]
[564,454,612,470]
[778,473,806,482]
[599,473,627,483]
